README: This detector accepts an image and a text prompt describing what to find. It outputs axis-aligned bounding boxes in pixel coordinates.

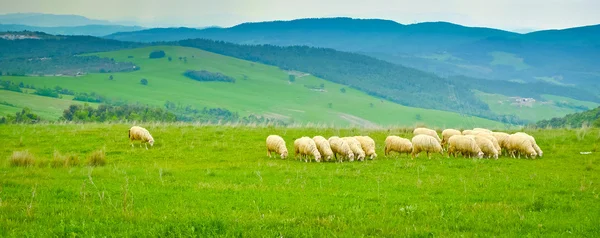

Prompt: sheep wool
[447,135,483,158]
[441,129,462,146]
[506,133,537,159]
[384,136,413,156]
[413,127,442,143]
[328,136,355,162]
[266,135,288,159]
[515,132,543,157]
[354,136,377,159]
[472,135,499,159]
[294,137,321,162]
[128,126,154,149]
[343,137,366,161]
[491,132,511,154]
[411,134,443,159]
[313,136,334,161]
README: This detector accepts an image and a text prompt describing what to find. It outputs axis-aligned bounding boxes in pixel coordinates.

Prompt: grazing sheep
[471,135,498,159]
[447,135,484,158]
[462,129,476,135]
[506,133,537,159]
[384,136,413,156]
[475,133,501,152]
[515,132,543,157]
[313,136,334,161]
[128,126,154,149]
[491,132,511,155]
[441,129,462,146]
[266,135,288,159]
[343,137,366,161]
[411,134,443,159]
[473,128,493,134]
[294,137,321,162]
[328,136,355,162]
[354,136,377,159]
[413,127,442,143]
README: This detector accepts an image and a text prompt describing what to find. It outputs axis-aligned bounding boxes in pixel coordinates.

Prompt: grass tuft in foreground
[8,150,35,167]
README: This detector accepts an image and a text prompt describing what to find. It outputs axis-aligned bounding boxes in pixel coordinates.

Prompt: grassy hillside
[1,46,504,128]
[1,124,599,236]
[0,90,96,119]
[475,91,599,122]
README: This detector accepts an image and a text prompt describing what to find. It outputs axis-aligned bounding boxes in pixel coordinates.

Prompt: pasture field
[0,124,599,237]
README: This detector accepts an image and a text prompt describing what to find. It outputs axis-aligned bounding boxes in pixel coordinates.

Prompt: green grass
[489,51,531,71]
[1,45,503,128]
[534,76,573,86]
[475,91,599,122]
[0,124,599,236]
[0,90,97,119]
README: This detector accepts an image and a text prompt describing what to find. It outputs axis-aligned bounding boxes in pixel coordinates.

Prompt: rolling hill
[0,45,505,128]
[0,13,119,27]
[106,18,600,94]
[0,24,145,36]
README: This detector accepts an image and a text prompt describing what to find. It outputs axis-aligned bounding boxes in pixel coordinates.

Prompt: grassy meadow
[0,46,504,128]
[1,124,599,236]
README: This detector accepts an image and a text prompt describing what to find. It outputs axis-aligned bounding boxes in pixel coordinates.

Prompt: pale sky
[1,0,599,30]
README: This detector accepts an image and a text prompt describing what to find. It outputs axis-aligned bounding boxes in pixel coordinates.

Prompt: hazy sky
[1,0,599,30]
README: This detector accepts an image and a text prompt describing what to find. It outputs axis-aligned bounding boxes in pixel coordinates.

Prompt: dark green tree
[140,78,148,85]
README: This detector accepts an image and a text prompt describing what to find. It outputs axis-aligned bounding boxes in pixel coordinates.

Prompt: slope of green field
[1,46,504,128]
[475,91,599,122]
[1,124,598,236]
[0,90,96,119]
[489,51,530,71]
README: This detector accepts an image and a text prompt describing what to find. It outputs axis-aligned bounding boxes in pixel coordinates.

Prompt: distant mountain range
[0,13,118,27]
[0,24,145,37]
[105,18,600,96]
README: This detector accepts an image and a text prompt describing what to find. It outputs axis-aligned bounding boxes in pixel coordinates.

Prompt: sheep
[343,137,366,161]
[384,136,413,157]
[266,135,288,159]
[128,126,154,149]
[354,136,377,159]
[475,133,501,152]
[506,133,537,159]
[441,129,462,147]
[470,135,498,159]
[462,129,476,135]
[491,132,511,155]
[313,136,334,161]
[411,134,443,159]
[413,127,442,143]
[294,137,321,162]
[447,135,484,159]
[328,136,355,162]
[515,132,543,157]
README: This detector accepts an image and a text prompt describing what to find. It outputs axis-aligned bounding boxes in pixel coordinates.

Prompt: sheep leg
[145,142,148,150]
[267,149,271,158]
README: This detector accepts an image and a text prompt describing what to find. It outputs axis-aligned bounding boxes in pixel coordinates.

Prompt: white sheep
[491,132,511,155]
[266,135,288,159]
[128,126,154,149]
[411,134,443,159]
[343,137,366,161]
[384,136,412,157]
[354,136,377,159]
[413,127,442,143]
[294,137,321,162]
[515,132,543,157]
[469,135,498,159]
[447,135,484,158]
[506,133,537,159]
[462,129,475,135]
[441,129,462,146]
[475,133,501,152]
[313,136,334,161]
[328,136,355,162]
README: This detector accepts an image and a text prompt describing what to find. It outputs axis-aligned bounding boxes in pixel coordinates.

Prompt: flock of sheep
[266,127,543,162]
[125,125,543,161]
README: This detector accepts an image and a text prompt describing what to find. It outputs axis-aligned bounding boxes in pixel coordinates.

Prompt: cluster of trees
[61,104,177,122]
[535,106,600,128]
[164,101,285,124]
[0,80,22,92]
[0,108,41,124]
[73,92,109,103]
[183,70,236,83]
[149,50,166,59]
[0,56,138,76]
